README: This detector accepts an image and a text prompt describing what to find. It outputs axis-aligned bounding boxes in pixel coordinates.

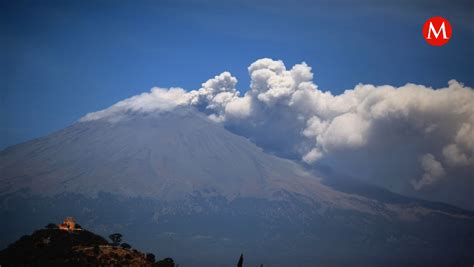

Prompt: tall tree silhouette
[237,253,243,267]
[108,233,122,246]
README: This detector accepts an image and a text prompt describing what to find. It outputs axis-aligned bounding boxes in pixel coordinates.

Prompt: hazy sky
[1,0,473,149]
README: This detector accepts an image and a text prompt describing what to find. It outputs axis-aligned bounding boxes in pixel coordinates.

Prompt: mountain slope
[1,108,321,199]
[0,108,384,214]
[1,108,473,266]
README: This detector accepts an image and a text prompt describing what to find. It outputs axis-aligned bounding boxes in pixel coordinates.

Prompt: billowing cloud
[411,154,446,190]
[80,58,474,208]
[80,87,192,122]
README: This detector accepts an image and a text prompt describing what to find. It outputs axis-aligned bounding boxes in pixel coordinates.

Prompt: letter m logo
[422,17,452,46]
[427,22,449,39]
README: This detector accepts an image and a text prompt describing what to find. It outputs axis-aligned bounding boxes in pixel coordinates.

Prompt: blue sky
[1,0,473,149]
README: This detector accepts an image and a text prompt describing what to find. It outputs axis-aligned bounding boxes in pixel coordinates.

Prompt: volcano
[1,107,473,266]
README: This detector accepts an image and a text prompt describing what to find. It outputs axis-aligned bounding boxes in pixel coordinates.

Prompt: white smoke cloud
[80,87,191,122]
[80,58,474,201]
[411,154,446,190]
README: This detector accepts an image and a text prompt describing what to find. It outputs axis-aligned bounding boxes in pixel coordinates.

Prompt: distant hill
[0,221,174,267]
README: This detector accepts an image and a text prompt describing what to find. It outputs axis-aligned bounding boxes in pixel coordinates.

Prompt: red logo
[422,17,452,46]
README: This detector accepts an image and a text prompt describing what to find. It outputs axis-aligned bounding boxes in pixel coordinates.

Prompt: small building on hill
[58,217,77,231]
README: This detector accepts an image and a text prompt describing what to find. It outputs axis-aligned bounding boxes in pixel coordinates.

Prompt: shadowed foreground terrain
[0,223,174,267]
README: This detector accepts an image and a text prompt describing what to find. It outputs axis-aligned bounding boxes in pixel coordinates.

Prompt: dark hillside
[0,223,173,267]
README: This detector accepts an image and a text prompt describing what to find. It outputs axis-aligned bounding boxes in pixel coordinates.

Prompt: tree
[108,233,122,246]
[237,254,243,267]
[45,223,57,229]
[145,253,155,263]
[155,257,175,267]
[120,243,131,249]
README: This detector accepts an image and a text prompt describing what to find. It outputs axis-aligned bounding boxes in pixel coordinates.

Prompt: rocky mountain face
[1,108,473,266]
